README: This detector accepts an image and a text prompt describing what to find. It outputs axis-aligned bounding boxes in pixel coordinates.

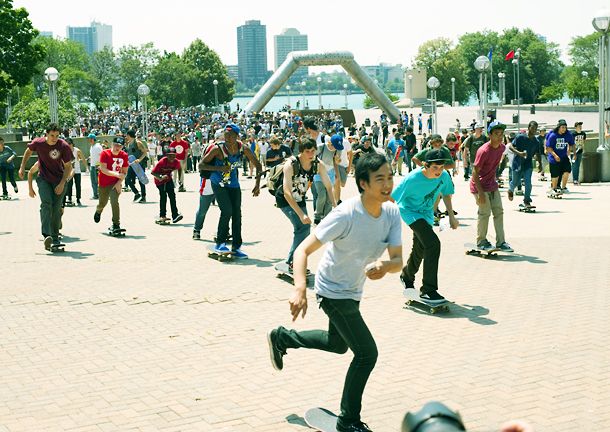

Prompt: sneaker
[192,230,200,240]
[44,236,53,250]
[420,291,446,303]
[313,218,321,226]
[573,181,580,185]
[93,211,101,223]
[523,200,533,207]
[178,188,186,192]
[400,274,415,290]
[215,243,230,254]
[266,328,286,371]
[172,214,183,223]
[51,238,61,247]
[515,190,524,196]
[497,242,514,252]
[138,196,146,203]
[13,185,18,193]
[112,224,121,232]
[233,248,248,259]
[561,188,570,194]
[336,421,373,432]
[76,199,81,205]
[133,193,141,202]
[477,239,494,250]
[507,190,513,201]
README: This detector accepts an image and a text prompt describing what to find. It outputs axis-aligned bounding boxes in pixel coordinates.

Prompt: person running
[88,133,102,199]
[170,131,190,191]
[65,138,88,206]
[267,152,403,432]
[276,135,334,269]
[93,137,128,233]
[0,137,18,198]
[545,119,575,195]
[201,123,262,258]
[18,122,73,250]
[470,121,513,252]
[151,148,183,223]
[507,121,540,207]
[572,121,586,185]
[125,129,148,203]
[393,148,458,303]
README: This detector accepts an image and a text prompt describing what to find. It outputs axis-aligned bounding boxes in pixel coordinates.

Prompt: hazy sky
[16,0,604,73]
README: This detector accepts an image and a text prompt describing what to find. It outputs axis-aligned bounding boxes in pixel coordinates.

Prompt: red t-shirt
[98,149,128,188]
[27,137,73,184]
[152,157,181,185]
[469,142,505,194]
[170,139,190,161]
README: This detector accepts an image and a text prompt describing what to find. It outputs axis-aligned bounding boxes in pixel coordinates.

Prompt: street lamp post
[212,79,219,110]
[582,71,589,104]
[6,93,12,133]
[317,77,322,109]
[498,73,506,106]
[474,55,492,130]
[451,77,455,107]
[137,84,150,139]
[286,85,291,108]
[44,67,60,124]
[593,7,610,148]
[512,50,521,130]
[343,84,348,109]
[427,77,440,135]
[408,75,413,108]
[301,81,306,109]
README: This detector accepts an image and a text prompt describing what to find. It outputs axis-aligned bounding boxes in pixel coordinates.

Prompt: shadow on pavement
[489,253,547,264]
[60,235,81,243]
[286,414,309,428]
[0,232,11,235]
[39,251,95,260]
[403,302,497,325]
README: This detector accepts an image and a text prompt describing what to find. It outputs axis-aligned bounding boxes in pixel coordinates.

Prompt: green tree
[117,42,158,108]
[147,54,198,107]
[562,66,598,104]
[182,39,235,107]
[0,0,45,100]
[82,46,119,110]
[539,81,565,104]
[456,30,499,101]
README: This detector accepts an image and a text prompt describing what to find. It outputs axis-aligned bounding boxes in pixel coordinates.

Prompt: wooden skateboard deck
[464,242,502,258]
[304,407,338,432]
[402,288,452,314]
[547,192,562,199]
[206,244,235,261]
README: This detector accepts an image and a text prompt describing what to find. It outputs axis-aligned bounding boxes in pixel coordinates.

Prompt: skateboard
[515,190,524,196]
[65,200,76,207]
[275,263,314,282]
[547,191,563,199]
[108,227,126,237]
[518,204,536,213]
[538,176,548,181]
[402,288,452,314]
[128,155,149,185]
[206,244,235,261]
[0,195,12,200]
[304,407,338,432]
[155,217,170,225]
[464,242,502,258]
[46,243,65,252]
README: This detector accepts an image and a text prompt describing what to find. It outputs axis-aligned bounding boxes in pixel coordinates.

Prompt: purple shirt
[470,141,505,194]
[28,137,73,184]
[545,131,574,163]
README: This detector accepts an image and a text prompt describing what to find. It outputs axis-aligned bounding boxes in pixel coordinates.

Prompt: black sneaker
[139,196,146,203]
[112,224,121,232]
[133,193,141,202]
[77,199,81,205]
[172,214,183,223]
[192,230,200,240]
[267,328,286,371]
[14,185,18,193]
[313,218,321,226]
[400,274,415,289]
[336,421,373,432]
[420,291,445,303]
[93,211,101,223]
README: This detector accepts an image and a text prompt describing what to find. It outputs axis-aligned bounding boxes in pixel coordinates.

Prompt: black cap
[113,137,124,145]
[166,147,177,154]
[429,134,443,141]
[574,121,583,127]
[425,148,447,163]
[558,119,568,127]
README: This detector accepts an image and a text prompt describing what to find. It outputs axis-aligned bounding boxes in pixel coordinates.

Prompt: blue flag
[488,47,493,60]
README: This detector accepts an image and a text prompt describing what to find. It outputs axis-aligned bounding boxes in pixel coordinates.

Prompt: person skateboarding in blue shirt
[507,121,541,207]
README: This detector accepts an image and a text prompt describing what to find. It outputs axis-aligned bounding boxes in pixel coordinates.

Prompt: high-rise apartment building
[237,20,268,88]
[66,21,113,55]
[274,28,308,85]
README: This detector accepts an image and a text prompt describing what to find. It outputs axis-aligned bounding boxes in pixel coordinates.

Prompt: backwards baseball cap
[474,123,484,129]
[224,123,240,134]
[88,133,96,139]
[429,134,443,142]
[574,121,583,127]
[557,119,568,127]
[363,136,371,142]
[166,147,177,154]
[488,121,506,134]
[425,148,447,163]
[112,137,124,145]
[303,117,317,131]
[330,134,344,150]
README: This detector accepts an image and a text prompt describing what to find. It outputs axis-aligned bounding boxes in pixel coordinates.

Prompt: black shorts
[549,157,571,178]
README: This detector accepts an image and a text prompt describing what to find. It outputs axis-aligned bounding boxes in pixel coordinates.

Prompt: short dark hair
[298,136,317,153]
[0,137,4,142]
[528,121,538,128]
[355,153,389,194]
[406,126,413,133]
[126,129,137,138]
[46,122,60,133]
[445,133,457,142]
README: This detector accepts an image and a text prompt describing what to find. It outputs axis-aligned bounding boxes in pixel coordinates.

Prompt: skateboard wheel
[430,308,436,314]
[406,300,412,306]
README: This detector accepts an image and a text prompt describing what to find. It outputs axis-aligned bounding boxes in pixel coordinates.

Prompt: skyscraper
[274,28,308,85]
[66,21,113,55]
[237,20,268,88]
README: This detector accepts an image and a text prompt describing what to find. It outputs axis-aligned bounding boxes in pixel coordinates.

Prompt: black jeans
[126,164,146,197]
[36,177,66,241]
[0,166,16,195]
[276,297,377,428]
[66,173,81,201]
[403,218,440,293]
[211,183,242,250]
[156,182,178,219]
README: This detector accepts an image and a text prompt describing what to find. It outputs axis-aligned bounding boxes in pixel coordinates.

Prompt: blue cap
[224,123,240,135]
[330,134,344,150]
[488,121,506,134]
[88,133,96,139]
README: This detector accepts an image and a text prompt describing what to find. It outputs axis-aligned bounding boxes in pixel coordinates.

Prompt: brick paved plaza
[1,161,609,431]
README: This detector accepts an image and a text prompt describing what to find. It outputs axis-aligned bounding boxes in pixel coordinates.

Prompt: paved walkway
[1,168,609,432]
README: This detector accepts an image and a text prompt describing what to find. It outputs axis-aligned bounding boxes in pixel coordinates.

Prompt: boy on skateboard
[470,121,513,252]
[267,153,403,432]
[546,119,575,194]
[18,122,73,249]
[125,129,148,202]
[151,147,183,223]
[392,148,458,303]
[94,137,128,233]
[507,121,540,207]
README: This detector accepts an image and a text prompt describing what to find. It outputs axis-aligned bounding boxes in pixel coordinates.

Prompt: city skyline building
[39,31,53,37]
[66,20,112,55]
[274,28,308,85]
[237,20,268,88]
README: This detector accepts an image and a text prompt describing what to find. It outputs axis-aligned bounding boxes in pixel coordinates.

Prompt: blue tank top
[210,142,242,188]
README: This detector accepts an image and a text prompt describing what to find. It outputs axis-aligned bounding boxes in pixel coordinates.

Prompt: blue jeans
[510,168,533,202]
[194,194,214,232]
[572,152,583,182]
[90,166,99,198]
[280,205,310,265]
[36,177,66,241]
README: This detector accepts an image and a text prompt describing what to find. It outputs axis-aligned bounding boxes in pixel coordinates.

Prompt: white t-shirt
[90,143,103,166]
[148,142,157,157]
[279,119,286,130]
[339,138,352,168]
[73,148,81,174]
[259,141,269,156]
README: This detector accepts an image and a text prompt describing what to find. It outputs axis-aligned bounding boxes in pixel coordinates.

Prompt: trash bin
[365,118,371,127]
[581,152,601,183]
[530,105,536,114]
[598,144,610,182]
[512,114,519,124]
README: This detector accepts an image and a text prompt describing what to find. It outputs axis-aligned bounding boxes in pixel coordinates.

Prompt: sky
[15,0,605,73]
